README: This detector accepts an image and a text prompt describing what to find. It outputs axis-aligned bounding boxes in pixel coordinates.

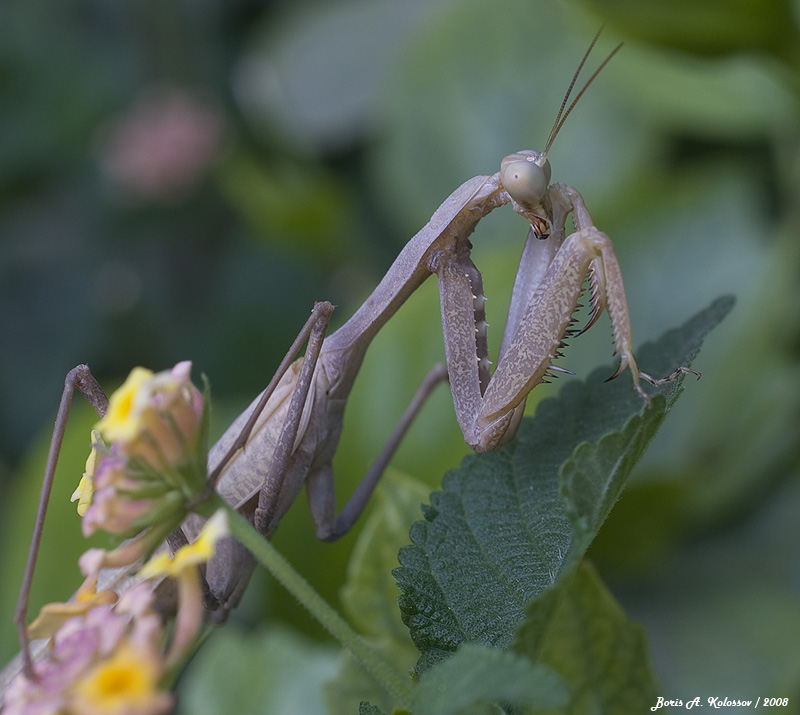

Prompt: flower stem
[208,496,411,707]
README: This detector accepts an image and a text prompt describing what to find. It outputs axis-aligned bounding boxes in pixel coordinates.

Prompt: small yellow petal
[96,367,154,443]
[85,430,103,473]
[71,475,89,510]
[180,509,229,566]
[139,552,175,579]
[72,431,104,516]
[71,475,94,517]
[139,510,228,579]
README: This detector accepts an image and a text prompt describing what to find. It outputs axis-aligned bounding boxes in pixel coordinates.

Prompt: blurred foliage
[1,0,800,710]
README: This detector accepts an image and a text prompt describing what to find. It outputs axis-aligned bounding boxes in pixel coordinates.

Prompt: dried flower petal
[27,575,118,640]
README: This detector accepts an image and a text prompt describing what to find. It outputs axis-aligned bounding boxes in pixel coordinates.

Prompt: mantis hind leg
[14,366,108,678]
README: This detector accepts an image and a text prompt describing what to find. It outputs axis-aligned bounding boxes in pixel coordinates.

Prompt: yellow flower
[96,367,154,443]
[139,509,229,666]
[71,642,172,715]
[80,363,206,548]
[71,430,104,516]
[139,509,228,579]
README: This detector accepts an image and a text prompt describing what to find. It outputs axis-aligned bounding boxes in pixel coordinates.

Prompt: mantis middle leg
[185,303,448,608]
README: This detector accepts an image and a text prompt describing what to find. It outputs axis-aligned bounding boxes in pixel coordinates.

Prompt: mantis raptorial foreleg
[436,188,639,451]
[431,166,699,453]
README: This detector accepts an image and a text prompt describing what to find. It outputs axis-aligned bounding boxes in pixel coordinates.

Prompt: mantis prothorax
[9,31,698,683]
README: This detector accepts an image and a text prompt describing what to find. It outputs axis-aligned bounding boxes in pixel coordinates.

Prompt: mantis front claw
[640,366,702,386]
[606,355,701,408]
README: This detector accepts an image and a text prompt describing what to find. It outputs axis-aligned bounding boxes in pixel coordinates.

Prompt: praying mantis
[6,32,698,685]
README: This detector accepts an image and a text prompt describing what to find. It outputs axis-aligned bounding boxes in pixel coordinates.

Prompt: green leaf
[340,471,433,642]
[176,626,338,715]
[575,0,799,60]
[410,643,569,715]
[325,472,427,715]
[512,562,659,714]
[394,297,733,672]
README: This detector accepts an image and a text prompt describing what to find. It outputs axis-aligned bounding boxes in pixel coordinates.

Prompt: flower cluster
[1,363,235,714]
[95,363,204,470]
[3,512,229,715]
[4,580,170,715]
[72,362,209,575]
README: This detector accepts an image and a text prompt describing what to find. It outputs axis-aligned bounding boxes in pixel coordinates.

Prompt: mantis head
[500,31,621,237]
[500,150,551,210]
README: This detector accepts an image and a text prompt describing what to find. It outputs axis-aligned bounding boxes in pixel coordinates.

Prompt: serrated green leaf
[358,702,388,715]
[512,562,659,714]
[557,291,736,558]
[395,297,733,673]
[410,643,569,715]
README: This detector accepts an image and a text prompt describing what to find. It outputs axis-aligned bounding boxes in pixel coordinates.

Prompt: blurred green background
[2,0,799,708]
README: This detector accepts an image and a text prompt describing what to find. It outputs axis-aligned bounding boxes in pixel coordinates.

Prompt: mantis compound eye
[500,157,551,207]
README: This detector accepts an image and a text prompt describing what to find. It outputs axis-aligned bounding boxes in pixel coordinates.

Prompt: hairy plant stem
[204,495,412,707]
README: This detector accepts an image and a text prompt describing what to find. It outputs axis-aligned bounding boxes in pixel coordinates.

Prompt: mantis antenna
[544,30,623,155]
[500,30,623,218]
